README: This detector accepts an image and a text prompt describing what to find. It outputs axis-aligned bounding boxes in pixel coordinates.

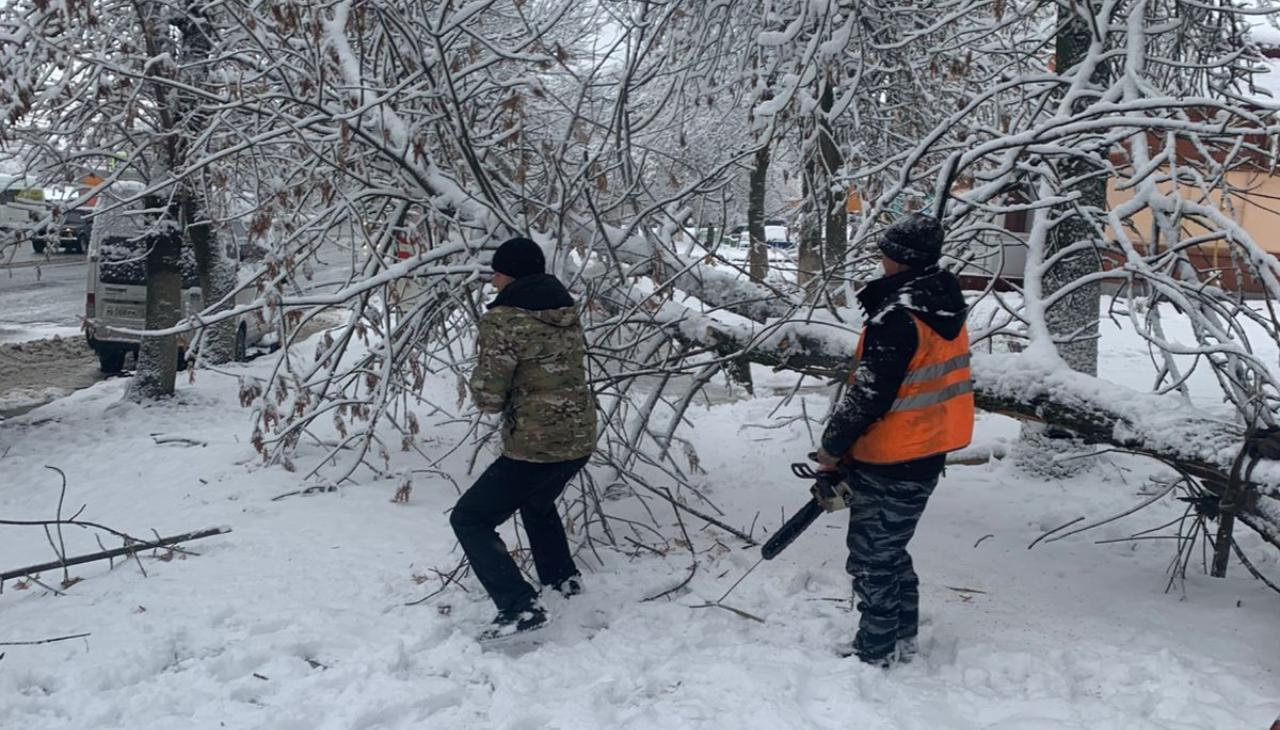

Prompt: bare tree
[0,0,253,396]
[5,0,1278,568]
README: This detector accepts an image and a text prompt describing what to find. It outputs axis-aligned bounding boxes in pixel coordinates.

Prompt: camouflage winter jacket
[470,273,597,463]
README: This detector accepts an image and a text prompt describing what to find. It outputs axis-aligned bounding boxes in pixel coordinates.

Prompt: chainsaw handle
[792,460,845,484]
[791,462,819,480]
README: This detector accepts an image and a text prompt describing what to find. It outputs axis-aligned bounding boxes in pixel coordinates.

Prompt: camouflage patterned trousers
[845,468,940,662]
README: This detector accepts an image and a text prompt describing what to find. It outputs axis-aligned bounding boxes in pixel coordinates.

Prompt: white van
[84,184,269,373]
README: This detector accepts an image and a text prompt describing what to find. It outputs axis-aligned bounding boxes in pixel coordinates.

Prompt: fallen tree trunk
[588,248,1280,554]
[974,393,1280,553]
[654,305,1280,550]
[969,353,1280,553]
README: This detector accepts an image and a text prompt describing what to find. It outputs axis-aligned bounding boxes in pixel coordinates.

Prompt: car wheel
[32,239,46,254]
[98,348,126,374]
[234,324,248,362]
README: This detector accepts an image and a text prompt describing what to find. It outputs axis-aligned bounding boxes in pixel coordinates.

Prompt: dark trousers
[845,468,939,661]
[450,455,589,613]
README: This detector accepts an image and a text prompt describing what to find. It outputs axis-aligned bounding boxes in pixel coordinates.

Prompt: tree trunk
[1019,3,1109,473]
[176,5,238,365]
[126,223,183,400]
[1046,2,1105,376]
[797,157,822,300]
[125,3,183,400]
[818,80,846,304]
[186,197,238,364]
[747,140,771,283]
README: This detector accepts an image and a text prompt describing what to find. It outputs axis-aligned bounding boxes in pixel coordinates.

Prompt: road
[0,247,99,419]
[0,248,88,344]
[0,238,355,418]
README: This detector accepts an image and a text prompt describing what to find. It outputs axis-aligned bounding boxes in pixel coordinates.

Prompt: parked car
[84,183,270,373]
[736,223,793,249]
[28,205,93,254]
[54,206,93,253]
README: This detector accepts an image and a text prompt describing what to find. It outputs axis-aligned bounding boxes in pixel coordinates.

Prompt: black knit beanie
[491,237,546,278]
[878,213,944,267]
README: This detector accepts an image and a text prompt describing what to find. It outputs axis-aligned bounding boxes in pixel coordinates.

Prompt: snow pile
[0,336,100,418]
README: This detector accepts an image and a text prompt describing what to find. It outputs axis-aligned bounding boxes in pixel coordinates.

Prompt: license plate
[104,304,143,319]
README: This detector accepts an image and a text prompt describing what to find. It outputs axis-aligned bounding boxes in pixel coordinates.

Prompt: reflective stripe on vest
[900,353,971,387]
[846,316,975,465]
[891,378,974,412]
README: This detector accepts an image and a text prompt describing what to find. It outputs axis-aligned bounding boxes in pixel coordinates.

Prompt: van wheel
[234,324,248,362]
[98,348,125,374]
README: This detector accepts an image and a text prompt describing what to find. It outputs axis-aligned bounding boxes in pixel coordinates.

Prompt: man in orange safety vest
[815,212,975,667]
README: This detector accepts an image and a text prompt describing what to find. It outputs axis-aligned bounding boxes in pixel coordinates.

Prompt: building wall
[1105,169,1280,294]
[957,170,1280,295]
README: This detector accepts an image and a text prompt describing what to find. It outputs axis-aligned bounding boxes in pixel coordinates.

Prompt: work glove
[804,451,853,512]
[812,446,841,471]
[811,470,853,512]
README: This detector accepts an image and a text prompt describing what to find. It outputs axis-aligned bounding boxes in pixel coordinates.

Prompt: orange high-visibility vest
[846,316,975,465]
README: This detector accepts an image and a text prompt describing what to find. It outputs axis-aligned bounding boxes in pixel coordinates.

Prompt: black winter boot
[551,574,583,598]
[478,604,547,641]
[835,639,895,668]
[895,637,919,664]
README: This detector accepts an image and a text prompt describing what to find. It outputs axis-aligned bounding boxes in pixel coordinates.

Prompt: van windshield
[99,236,199,288]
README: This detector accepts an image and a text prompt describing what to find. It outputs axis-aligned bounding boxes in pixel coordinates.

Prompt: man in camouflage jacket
[450,236,596,638]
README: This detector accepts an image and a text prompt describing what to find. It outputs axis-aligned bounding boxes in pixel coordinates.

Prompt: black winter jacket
[820,265,969,481]
[488,273,576,311]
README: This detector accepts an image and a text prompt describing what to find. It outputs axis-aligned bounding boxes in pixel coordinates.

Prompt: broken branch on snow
[0,527,232,586]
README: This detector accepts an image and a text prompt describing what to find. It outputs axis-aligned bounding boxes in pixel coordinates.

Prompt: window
[100,235,199,287]
[1005,208,1030,233]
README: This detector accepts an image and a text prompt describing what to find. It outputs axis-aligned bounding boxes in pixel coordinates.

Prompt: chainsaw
[761,456,853,560]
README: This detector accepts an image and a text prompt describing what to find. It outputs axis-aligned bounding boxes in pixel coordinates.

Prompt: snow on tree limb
[659,306,1280,544]
[5,0,1280,564]
[602,223,799,323]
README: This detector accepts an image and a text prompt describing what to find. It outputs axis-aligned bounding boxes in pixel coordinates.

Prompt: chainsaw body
[761,462,853,560]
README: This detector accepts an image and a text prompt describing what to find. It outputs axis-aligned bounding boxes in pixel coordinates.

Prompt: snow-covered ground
[0,317,1277,729]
